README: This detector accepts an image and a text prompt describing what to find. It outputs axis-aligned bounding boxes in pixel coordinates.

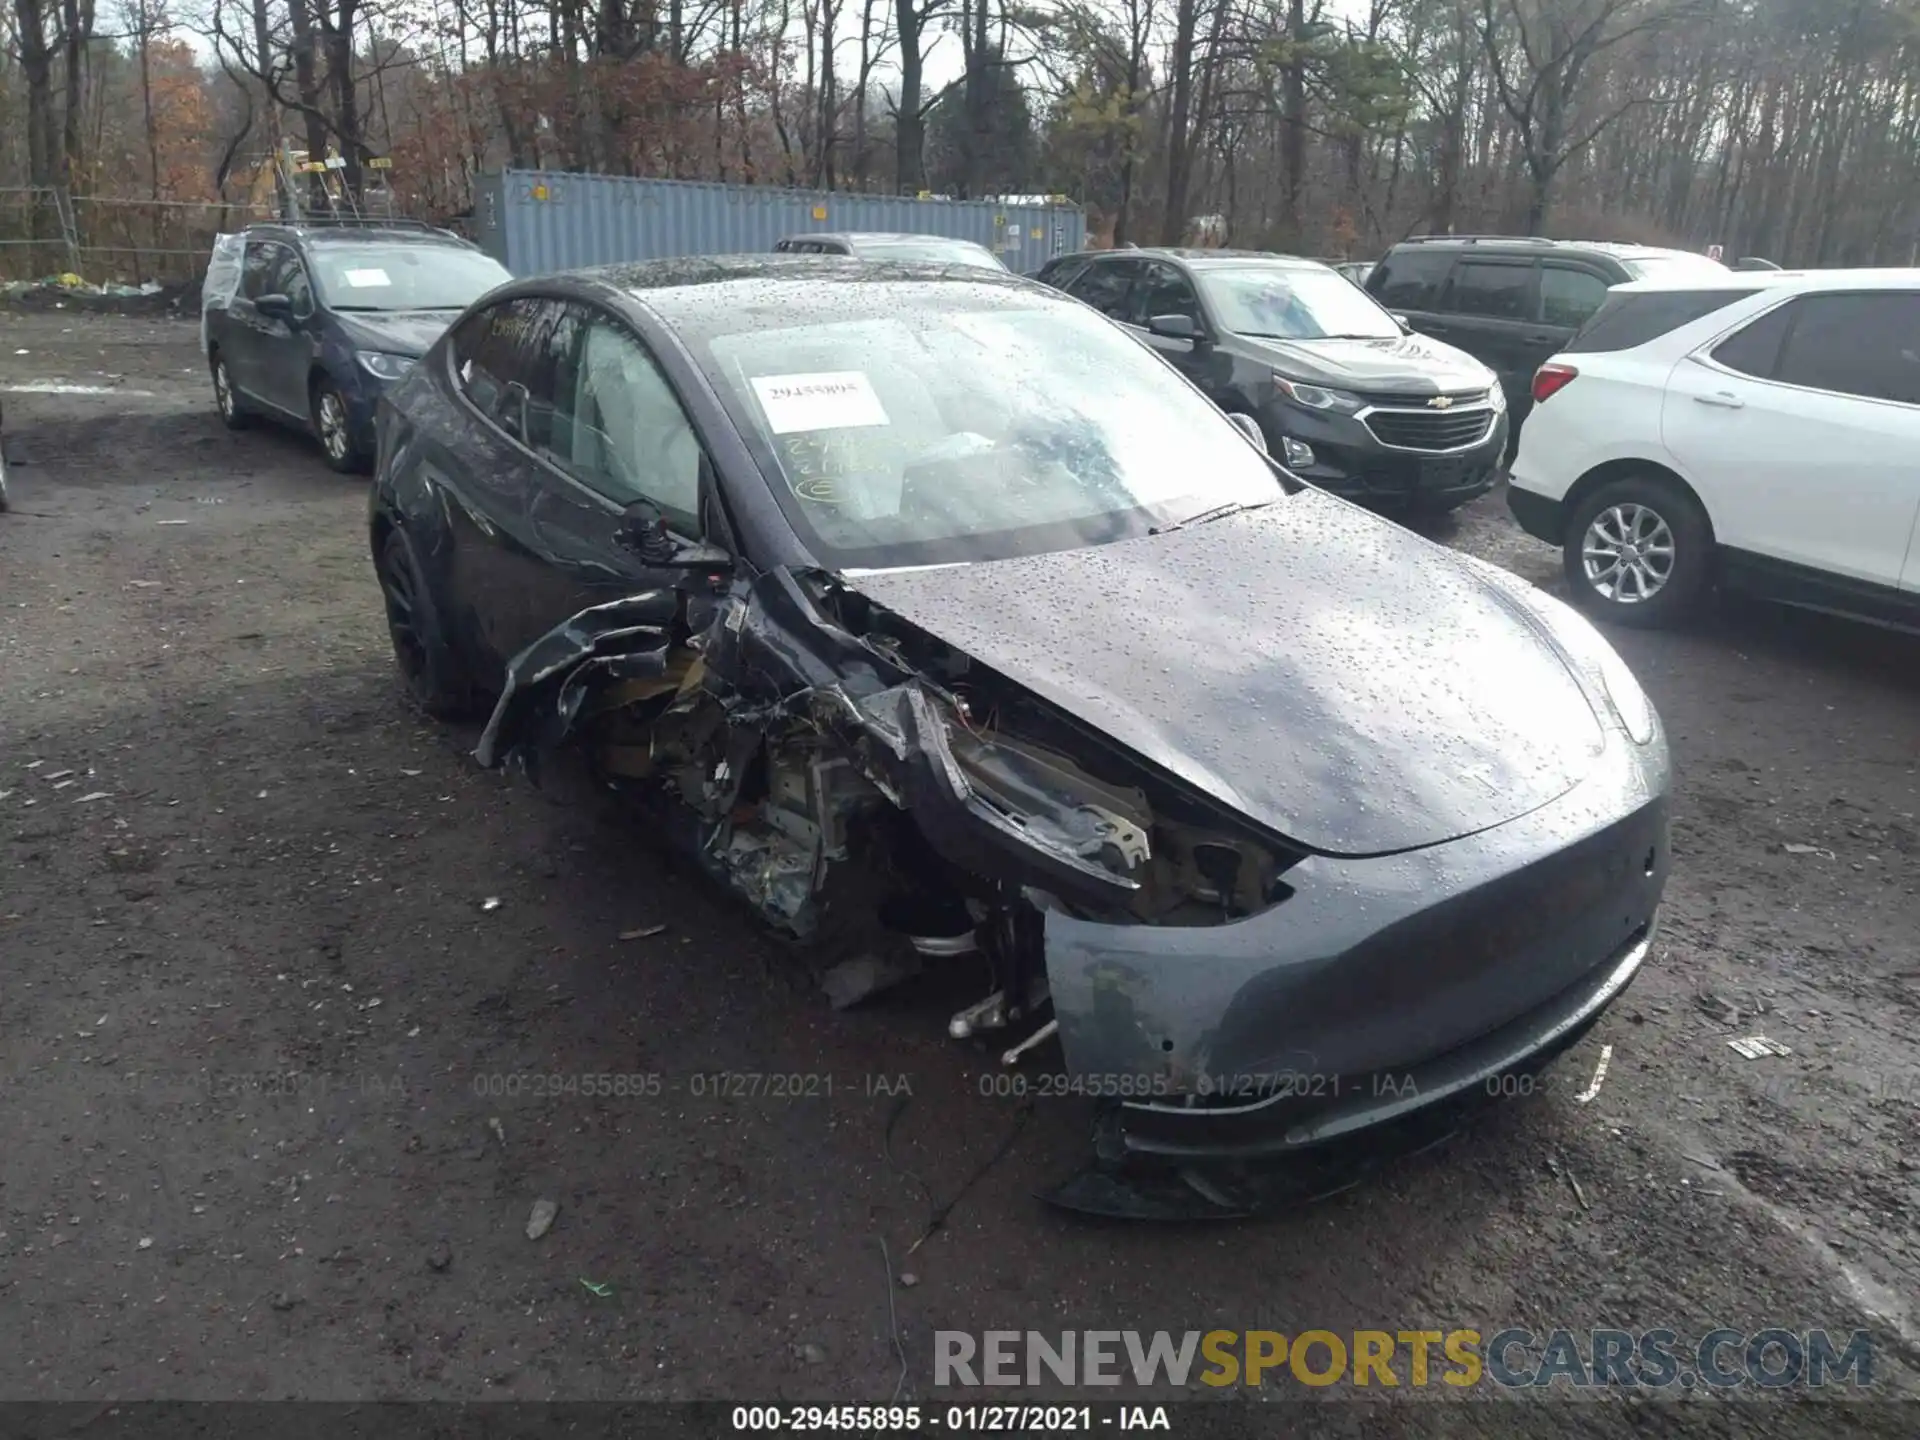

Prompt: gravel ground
[1,313,1917,1429]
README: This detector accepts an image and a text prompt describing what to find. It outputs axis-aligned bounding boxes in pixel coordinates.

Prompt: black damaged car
[368,256,1670,1215]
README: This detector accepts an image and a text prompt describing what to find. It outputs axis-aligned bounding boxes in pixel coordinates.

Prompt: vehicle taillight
[1533,363,1578,404]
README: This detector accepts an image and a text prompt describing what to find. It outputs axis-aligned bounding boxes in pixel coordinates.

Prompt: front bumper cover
[1262,401,1509,508]
[1037,723,1668,1211]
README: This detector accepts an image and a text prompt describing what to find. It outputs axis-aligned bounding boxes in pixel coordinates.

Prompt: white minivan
[1507,270,1920,630]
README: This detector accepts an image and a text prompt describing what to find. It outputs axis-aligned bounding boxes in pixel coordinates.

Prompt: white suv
[1507,270,1920,629]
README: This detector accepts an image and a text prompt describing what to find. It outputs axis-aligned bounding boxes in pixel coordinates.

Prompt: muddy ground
[1,312,1917,1430]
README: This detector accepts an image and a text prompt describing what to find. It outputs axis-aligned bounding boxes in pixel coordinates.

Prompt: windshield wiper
[1150,499,1272,535]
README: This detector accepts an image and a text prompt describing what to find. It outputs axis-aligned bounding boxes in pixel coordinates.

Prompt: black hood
[330,308,464,358]
[1238,331,1494,395]
[846,490,1604,857]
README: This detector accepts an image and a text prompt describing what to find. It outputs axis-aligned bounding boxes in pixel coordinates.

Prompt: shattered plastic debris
[479,897,502,913]
[525,1199,558,1240]
[579,1278,612,1298]
[618,924,667,941]
[821,953,924,1010]
[1574,1044,1613,1103]
[1779,843,1835,858]
[1727,1035,1793,1059]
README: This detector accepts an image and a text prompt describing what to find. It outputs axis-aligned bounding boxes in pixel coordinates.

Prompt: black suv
[1365,236,1729,438]
[1037,247,1507,512]
[204,220,511,471]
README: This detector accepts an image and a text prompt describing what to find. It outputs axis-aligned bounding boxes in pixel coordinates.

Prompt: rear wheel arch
[1561,459,1717,550]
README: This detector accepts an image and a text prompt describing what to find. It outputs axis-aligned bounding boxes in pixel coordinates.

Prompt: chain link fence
[0,190,275,285]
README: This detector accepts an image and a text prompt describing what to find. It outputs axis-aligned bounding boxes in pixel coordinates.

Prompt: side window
[550,311,705,532]
[1773,292,1920,405]
[454,296,553,427]
[1066,259,1142,317]
[1127,262,1202,327]
[1036,256,1089,289]
[1540,266,1611,329]
[1711,302,1794,380]
[241,239,281,300]
[1371,249,1454,310]
[269,246,314,317]
[1448,261,1537,320]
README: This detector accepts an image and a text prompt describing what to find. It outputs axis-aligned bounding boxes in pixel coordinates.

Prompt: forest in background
[3,0,1919,280]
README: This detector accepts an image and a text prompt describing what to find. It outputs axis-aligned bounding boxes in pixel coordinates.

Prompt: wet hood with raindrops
[846,488,1605,857]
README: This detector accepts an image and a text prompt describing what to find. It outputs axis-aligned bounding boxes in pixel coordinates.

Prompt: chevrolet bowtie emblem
[1428,395,1455,409]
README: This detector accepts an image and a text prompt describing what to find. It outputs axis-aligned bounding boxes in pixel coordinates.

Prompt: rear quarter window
[1564,289,1760,354]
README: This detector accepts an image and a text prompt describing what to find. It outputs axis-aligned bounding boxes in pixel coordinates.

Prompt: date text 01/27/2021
[729,1406,1168,1433]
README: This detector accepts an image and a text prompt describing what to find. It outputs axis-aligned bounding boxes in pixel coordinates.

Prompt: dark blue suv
[205,221,511,471]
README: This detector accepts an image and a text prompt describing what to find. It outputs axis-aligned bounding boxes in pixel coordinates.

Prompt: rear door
[1436,257,1543,417]
[433,295,575,672]
[1664,290,1920,593]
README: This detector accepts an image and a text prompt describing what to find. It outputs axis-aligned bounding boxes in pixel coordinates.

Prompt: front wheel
[1562,475,1712,628]
[312,379,365,473]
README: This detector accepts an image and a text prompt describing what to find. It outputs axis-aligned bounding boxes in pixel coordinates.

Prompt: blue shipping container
[474,169,1086,278]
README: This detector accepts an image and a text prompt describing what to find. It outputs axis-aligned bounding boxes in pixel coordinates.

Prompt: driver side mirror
[616,496,733,572]
[255,292,294,320]
[1147,313,1203,344]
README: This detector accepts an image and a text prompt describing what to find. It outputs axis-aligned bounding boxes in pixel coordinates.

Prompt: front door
[519,300,719,635]
[260,243,320,417]
[1123,260,1217,391]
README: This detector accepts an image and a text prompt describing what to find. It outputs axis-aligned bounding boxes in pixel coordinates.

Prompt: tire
[1562,474,1712,628]
[374,527,480,719]
[312,378,366,473]
[211,352,251,430]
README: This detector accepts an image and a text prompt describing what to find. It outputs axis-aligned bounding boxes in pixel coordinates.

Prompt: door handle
[1522,332,1556,344]
[1693,391,1745,410]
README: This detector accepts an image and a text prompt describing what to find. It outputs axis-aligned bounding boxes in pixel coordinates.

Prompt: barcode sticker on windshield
[342,268,391,288]
[751,371,889,434]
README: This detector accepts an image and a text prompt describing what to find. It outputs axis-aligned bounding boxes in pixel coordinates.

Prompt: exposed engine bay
[475,566,1303,1063]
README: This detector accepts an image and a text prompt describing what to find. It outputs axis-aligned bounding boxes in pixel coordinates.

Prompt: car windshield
[1196,265,1401,339]
[854,238,1007,270]
[312,244,511,311]
[1620,252,1729,281]
[686,285,1283,569]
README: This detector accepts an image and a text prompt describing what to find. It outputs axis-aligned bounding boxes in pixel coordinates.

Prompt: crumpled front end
[474,561,1669,1215]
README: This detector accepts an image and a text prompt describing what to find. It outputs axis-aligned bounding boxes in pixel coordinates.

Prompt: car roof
[1610,267,1920,295]
[593,252,1033,295]
[786,232,991,246]
[1062,247,1328,270]
[246,221,476,250]
[1388,235,1715,262]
